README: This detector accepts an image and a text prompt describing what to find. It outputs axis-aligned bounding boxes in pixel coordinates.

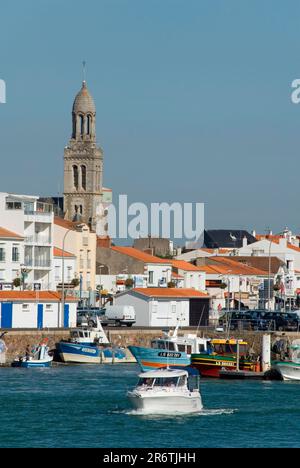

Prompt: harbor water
[0,363,299,448]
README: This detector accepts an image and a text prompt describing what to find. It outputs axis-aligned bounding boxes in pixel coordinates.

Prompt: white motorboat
[273,339,300,381]
[127,367,202,414]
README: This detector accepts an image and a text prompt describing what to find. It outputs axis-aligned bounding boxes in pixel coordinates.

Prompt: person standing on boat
[25,344,31,361]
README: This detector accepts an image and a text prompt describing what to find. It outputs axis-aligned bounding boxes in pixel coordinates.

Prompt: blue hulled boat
[56,318,134,364]
[128,324,210,372]
[12,341,53,368]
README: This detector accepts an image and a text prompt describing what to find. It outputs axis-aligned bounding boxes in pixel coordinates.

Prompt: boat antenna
[196,305,205,337]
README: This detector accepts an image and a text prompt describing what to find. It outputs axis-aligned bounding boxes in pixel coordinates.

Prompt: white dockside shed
[115,288,210,327]
[0,291,78,329]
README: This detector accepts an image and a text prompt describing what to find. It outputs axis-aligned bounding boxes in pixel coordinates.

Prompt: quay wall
[1,328,299,363]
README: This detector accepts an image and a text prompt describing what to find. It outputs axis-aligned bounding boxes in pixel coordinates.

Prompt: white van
[102,305,136,327]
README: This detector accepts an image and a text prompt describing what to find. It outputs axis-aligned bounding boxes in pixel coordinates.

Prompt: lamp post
[20,265,29,290]
[227,271,232,311]
[268,239,272,311]
[61,224,84,327]
[98,264,105,309]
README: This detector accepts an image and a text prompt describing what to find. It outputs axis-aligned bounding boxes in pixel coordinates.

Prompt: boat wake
[111,408,236,417]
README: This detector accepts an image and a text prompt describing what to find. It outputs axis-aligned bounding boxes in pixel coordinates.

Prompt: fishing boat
[127,366,202,414]
[191,338,257,378]
[56,317,134,364]
[12,340,53,368]
[273,339,300,381]
[128,322,211,372]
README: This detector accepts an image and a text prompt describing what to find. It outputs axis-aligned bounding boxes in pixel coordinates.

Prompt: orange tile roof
[111,246,172,264]
[0,227,23,239]
[53,247,75,258]
[200,248,231,254]
[132,288,209,298]
[198,256,268,276]
[171,272,184,279]
[170,259,203,271]
[0,291,77,302]
[54,216,88,231]
[262,238,300,253]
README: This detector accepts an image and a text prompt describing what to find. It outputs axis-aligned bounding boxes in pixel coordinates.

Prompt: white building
[53,247,77,290]
[0,227,24,290]
[109,246,173,287]
[0,193,54,290]
[170,260,206,291]
[114,288,210,327]
[0,291,77,328]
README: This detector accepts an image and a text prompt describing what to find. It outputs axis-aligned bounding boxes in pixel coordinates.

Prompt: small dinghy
[127,367,202,414]
[12,340,53,368]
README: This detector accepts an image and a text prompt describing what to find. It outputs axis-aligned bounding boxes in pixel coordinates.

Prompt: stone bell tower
[63,80,103,231]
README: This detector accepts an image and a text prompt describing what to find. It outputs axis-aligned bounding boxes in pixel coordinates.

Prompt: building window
[73,165,79,190]
[12,246,19,262]
[0,247,5,262]
[148,271,154,284]
[81,165,86,190]
[67,266,72,281]
[171,303,176,314]
[22,304,30,311]
[55,266,60,281]
[6,201,22,210]
[82,233,89,246]
[0,270,5,281]
[80,115,84,136]
[87,114,91,135]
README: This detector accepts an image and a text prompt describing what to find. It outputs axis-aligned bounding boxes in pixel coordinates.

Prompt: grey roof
[72,81,96,114]
[204,230,257,248]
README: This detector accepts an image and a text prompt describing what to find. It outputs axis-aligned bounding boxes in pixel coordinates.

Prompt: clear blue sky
[1,0,300,236]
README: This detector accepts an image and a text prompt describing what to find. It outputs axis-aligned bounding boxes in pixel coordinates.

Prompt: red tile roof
[0,227,23,239]
[198,256,268,276]
[200,248,231,254]
[111,246,172,264]
[170,259,203,272]
[0,291,77,302]
[132,288,208,298]
[54,216,88,231]
[53,247,75,258]
[171,272,184,279]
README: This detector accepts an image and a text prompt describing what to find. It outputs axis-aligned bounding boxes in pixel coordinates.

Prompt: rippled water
[0,363,299,448]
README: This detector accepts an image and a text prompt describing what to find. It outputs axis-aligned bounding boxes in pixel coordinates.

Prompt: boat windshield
[151,340,176,351]
[153,377,180,387]
[137,377,155,388]
[213,343,247,355]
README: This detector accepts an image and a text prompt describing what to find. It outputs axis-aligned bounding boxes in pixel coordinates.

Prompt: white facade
[0,193,54,290]
[145,263,172,287]
[115,292,190,327]
[53,250,77,289]
[0,297,77,328]
[0,232,24,289]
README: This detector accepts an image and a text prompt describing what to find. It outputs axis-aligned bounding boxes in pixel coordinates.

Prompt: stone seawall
[1,328,299,363]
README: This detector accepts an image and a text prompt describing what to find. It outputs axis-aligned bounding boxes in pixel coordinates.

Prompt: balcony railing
[24,259,51,268]
[34,260,51,268]
[25,235,51,245]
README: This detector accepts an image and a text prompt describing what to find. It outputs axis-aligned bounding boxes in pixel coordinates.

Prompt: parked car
[76,305,136,327]
[218,309,300,332]
[101,305,136,327]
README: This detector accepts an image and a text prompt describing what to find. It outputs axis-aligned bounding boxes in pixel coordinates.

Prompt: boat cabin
[211,339,248,356]
[150,336,211,355]
[136,368,199,392]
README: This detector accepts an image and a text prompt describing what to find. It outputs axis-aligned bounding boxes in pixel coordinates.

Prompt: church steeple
[63,78,104,231]
[72,81,96,141]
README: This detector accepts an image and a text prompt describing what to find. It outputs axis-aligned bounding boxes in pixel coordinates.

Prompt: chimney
[242,236,248,248]
[279,237,287,249]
